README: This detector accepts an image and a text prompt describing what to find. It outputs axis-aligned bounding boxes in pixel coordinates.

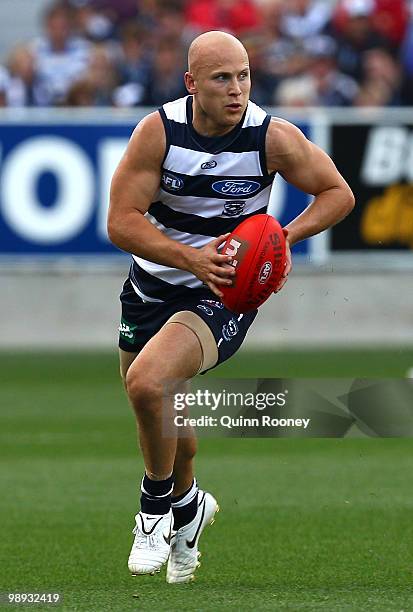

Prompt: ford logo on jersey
[162,171,184,191]
[212,180,260,197]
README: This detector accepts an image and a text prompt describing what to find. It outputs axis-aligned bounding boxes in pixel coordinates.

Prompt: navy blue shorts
[118,278,257,372]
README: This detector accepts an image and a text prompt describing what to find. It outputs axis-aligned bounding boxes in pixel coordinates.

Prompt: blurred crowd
[0,0,413,108]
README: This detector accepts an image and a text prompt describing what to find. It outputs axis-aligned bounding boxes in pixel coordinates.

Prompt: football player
[108,30,354,583]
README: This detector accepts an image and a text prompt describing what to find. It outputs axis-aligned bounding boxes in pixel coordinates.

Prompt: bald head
[188,31,249,77]
[185,30,251,135]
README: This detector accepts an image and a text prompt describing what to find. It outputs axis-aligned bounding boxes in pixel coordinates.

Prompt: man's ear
[184,72,197,94]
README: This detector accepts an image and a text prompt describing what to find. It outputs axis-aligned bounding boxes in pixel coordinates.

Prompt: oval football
[221,214,286,314]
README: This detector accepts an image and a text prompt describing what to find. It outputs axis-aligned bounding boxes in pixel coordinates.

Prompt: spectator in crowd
[185,0,262,36]
[63,44,118,106]
[354,46,402,105]
[401,1,413,103]
[140,38,187,106]
[69,0,115,42]
[275,74,318,106]
[88,0,139,26]
[305,34,359,105]
[260,0,309,82]
[333,0,390,81]
[281,0,333,40]
[258,0,285,46]
[30,1,91,106]
[135,0,163,33]
[86,44,119,105]
[1,0,413,109]
[274,34,359,107]
[157,2,191,48]
[370,0,408,47]
[242,35,279,105]
[401,2,413,74]
[4,45,39,107]
[111,23,151,107]
[334,0,409,48]
[115,22,151,86]
[64,77,96,105]
[0,66,9,107]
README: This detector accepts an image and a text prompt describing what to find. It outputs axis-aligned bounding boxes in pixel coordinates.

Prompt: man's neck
[191,105,237,138]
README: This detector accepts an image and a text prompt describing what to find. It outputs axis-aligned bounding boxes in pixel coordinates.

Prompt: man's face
[47,11,71,47]
[186,49,251,130]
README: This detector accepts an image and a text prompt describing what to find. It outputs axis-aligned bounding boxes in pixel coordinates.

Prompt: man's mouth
[226,103,242,110]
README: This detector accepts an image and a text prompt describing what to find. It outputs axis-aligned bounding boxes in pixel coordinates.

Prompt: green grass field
[1,350,413,611]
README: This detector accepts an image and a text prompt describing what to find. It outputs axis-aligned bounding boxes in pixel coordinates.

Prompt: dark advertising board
[331,123,413,251]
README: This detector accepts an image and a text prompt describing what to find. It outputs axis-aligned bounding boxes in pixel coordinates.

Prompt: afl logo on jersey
[201,160,217,170]
[212,180,260,197]
[162,171,184,191]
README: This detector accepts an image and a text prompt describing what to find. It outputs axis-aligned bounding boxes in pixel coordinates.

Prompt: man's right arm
[107,112,234,297]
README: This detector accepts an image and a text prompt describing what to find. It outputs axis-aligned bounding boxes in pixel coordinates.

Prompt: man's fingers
[208,272,232,286]
[211,263,235,278]
[207,281,224,299]
[211,252,234,266]
[281,258,291,278]
[274,278,287,293]
[283,261,292,277]
[211,233,231,251]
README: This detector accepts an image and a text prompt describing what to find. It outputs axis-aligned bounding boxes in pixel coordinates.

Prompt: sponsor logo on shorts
[200,299,224,309]
[212,180,260,197]
[201,160,217,169]
[222,200,246,217]
[119,317,137,344]
[197,304,214,316]
[258,261,272,284]
[162,171,184,191]
[222,318,239,341]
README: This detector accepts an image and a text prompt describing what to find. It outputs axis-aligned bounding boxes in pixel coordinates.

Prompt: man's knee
[125,366,164,410]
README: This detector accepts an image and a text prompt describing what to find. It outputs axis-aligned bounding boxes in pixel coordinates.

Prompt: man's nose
[228,77,241,96]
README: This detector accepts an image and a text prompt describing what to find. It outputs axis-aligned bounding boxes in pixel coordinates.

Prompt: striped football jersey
[129,95,276,302]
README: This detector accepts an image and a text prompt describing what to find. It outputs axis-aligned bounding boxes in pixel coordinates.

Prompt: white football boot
[128,509,173,575]
[166,491,219,584]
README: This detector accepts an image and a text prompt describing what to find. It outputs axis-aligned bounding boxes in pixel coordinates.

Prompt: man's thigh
[119,349,139,383]
[118,279,258,375]
[127,320,203,384]
[119,309,218,383]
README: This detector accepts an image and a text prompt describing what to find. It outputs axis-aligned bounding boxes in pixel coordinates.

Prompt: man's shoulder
[266,117,307,158]
[126,112,166,168]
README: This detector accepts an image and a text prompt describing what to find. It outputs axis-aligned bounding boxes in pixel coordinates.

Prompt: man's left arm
[267,118,355,246]
[266,118,355,290]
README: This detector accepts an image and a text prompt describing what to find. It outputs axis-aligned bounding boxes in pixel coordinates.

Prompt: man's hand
[187,234,236,299]
[274,228,291,294]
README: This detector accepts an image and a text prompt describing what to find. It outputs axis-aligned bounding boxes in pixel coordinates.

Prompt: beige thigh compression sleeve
[164,311,218,374]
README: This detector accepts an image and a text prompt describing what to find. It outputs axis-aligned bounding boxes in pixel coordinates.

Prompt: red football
[221,214,287,314]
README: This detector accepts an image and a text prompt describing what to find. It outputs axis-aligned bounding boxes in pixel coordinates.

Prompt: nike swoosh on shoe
[139,515,163,535]
[185,500,206,549]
